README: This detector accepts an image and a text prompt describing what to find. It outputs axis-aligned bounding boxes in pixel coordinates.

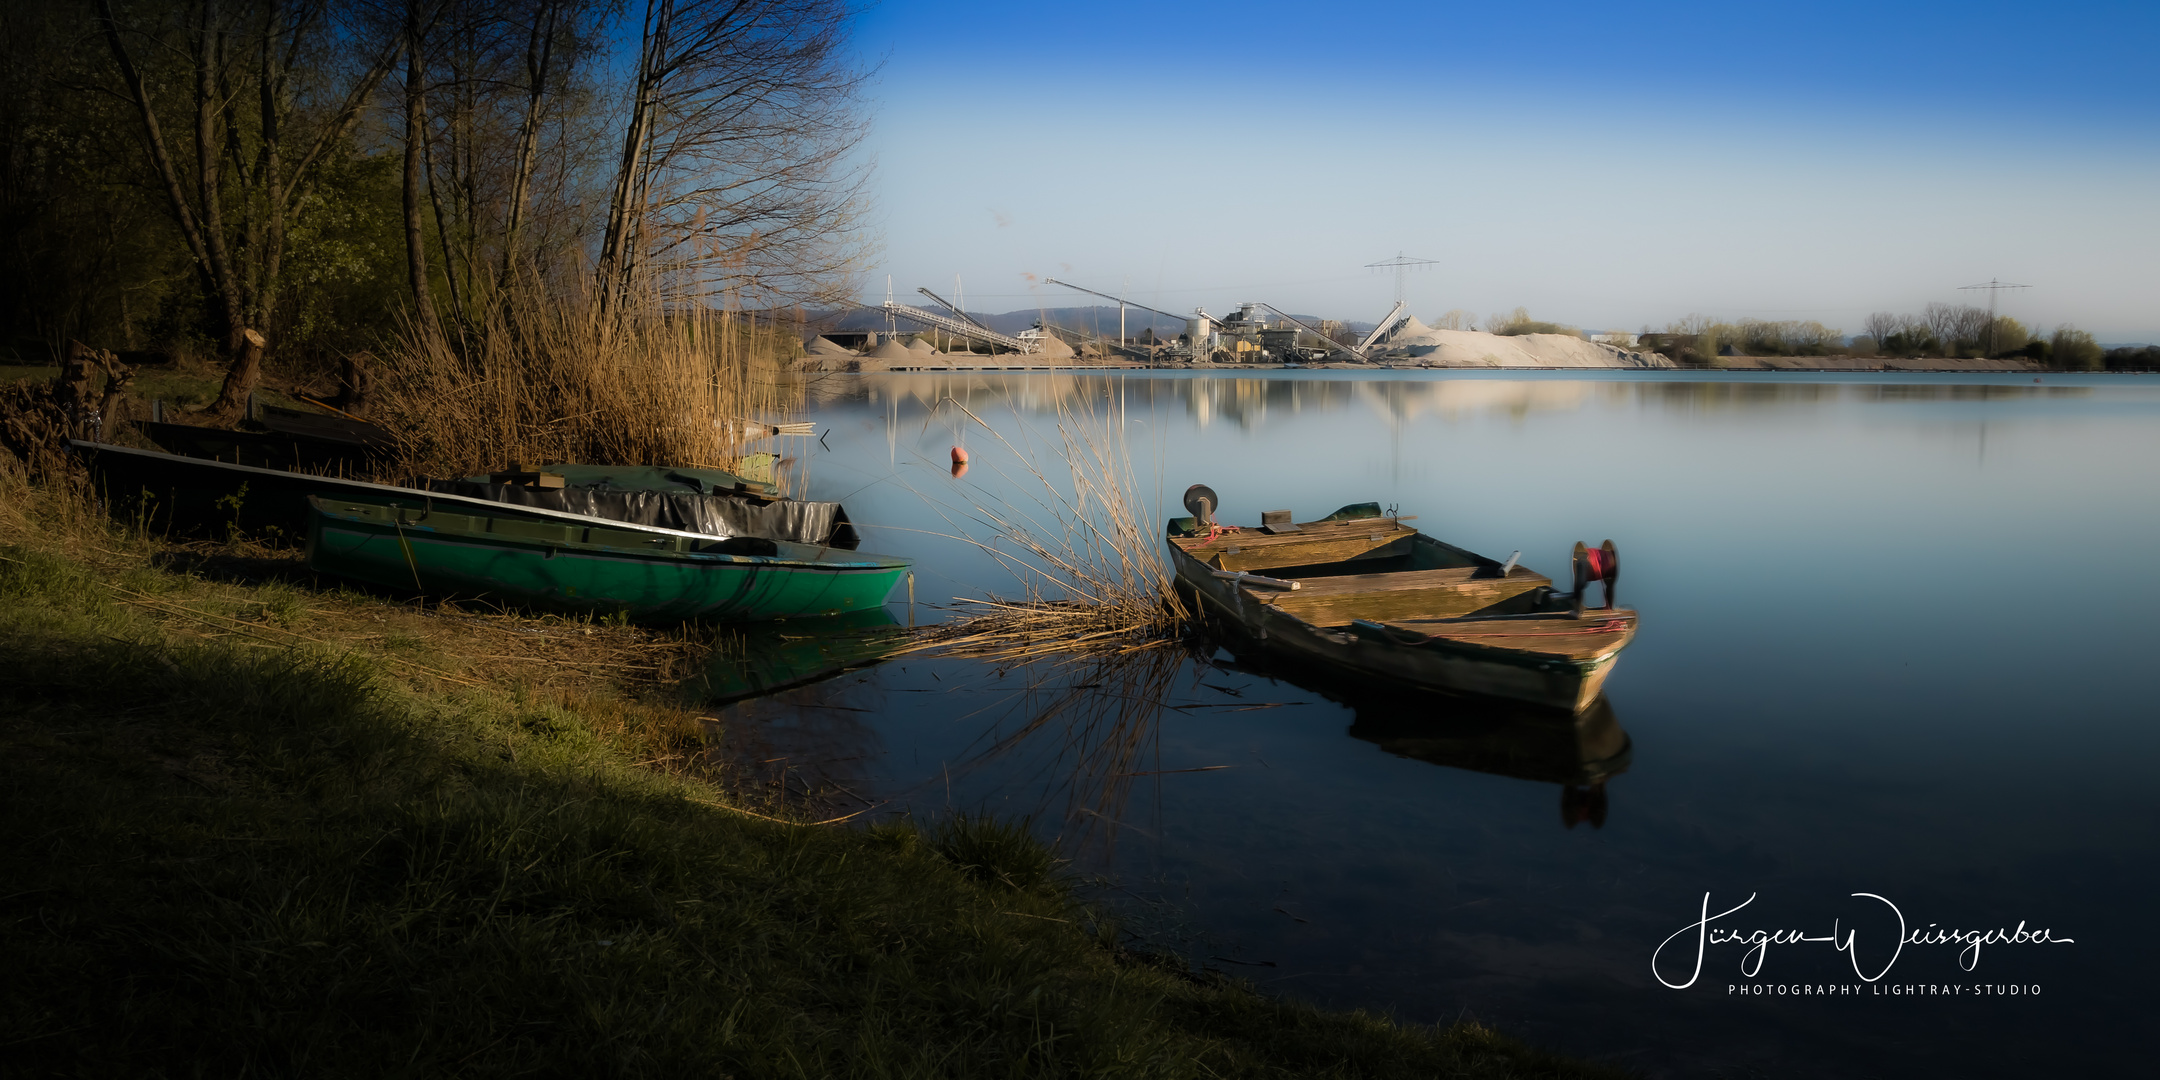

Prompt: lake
[708,370,2158,1077]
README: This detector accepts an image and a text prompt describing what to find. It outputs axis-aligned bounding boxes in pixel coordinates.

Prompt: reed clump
[914,391,1190,662]
[373,275,802,483]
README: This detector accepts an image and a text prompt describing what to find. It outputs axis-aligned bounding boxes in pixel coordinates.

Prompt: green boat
[306,496,908,623]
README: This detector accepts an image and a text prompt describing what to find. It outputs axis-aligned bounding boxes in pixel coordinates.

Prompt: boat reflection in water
[1346,693,1632,828]
[686,608,908,704]
[682,617,1630,840]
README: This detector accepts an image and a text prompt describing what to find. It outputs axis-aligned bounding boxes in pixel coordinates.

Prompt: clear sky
[847,0,2158,340]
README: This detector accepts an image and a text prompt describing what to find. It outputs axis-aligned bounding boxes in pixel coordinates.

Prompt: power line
[1958,278,2032,356]
[1363,253,1438,307]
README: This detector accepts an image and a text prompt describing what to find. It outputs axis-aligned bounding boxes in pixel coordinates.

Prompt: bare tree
[1923,302,1959,349]
[595,0,872,312]
[1924,302,1990,354]
[95,0,400,359]
[1862,312,1899,347]
[1951,306,1988,351]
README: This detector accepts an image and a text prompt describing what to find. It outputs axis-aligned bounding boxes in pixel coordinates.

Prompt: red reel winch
[1571,539,1620,614]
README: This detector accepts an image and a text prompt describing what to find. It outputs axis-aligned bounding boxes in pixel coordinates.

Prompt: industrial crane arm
[1356,300,1407,353]
[1042,278,1193,324]
[916,287,995,331]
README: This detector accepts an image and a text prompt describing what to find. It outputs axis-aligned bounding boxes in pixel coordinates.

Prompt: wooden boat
[306,497,908,623]
[1165,500,1636,712]
[140,403,398,473]
[70,441,849,548]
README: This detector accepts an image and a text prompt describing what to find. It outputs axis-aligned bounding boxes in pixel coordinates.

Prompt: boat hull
[308,500,906,622]
[1171,541,1625,712]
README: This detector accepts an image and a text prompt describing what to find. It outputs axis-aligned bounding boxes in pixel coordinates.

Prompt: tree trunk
[403,0,439,329]
[210,329,268,421]
[193,0,247,352]
[334,354,372,417]
[497,0,555,288]
[597,0,669,308]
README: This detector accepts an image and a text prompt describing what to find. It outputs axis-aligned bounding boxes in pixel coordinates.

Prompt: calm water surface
[715,371,2159,1077]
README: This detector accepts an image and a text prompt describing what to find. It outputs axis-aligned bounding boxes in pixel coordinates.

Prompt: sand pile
[908,338,938,356]
[868,338,915,360]
[805,335,853,357]
[1384,315,1433,343]
[1033,335,1076,359]
[1379,325,1671,369]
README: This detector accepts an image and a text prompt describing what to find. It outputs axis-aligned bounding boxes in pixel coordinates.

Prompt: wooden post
[55,341,127,440]
[210,328,267,422]
[96,351,136,440]
[54,341,98,433]
[334,353,372,416]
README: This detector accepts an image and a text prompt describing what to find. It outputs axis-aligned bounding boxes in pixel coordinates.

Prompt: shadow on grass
[0,541,1632,1079]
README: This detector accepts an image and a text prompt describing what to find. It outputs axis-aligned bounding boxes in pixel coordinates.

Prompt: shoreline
[801,356,2124,375]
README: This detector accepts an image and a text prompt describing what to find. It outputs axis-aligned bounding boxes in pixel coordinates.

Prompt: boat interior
[1168,503,1634,658]
[310,498,900,566]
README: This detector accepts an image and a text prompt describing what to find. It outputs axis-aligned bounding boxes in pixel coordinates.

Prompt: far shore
[800,354,2091,375]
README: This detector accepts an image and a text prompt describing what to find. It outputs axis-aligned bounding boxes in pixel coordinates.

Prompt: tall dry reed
[374,273,802,483]
[913,387,1189,661]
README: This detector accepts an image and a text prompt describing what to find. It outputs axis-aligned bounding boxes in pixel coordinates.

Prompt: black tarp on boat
[424,463,858,549]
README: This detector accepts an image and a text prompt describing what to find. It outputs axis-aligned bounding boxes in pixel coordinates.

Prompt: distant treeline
[1433,305,2140,370]
[1634,305,2128,369]
[0,0,870,373]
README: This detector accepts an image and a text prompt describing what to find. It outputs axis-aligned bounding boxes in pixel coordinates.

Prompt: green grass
[0,517,1629,1077]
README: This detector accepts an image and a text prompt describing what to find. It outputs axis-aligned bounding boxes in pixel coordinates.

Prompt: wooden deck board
[1170,518,1415,573]
[1261,566,1550,626]
[1381,611,1637,662]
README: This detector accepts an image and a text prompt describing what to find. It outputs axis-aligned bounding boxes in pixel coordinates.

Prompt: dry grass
[373,274,803,484]
[908,389,1190,662]
[0,455,728,786]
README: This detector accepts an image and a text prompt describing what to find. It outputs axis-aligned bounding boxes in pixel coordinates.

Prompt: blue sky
[848,1,2158,338]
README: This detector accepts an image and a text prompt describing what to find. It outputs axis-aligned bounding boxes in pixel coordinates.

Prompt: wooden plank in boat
[1382,611,1637,662]
[1261,566,1551,626]
[1171,519,1415,573]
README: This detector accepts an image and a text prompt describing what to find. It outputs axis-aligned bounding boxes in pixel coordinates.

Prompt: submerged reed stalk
[373,272,801,482]
[912,388,1189,661]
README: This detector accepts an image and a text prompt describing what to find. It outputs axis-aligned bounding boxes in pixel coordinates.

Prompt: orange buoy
[951,445,969,464]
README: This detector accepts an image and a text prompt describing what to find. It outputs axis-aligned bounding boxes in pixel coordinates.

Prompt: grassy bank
[0,476,1625,1078]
